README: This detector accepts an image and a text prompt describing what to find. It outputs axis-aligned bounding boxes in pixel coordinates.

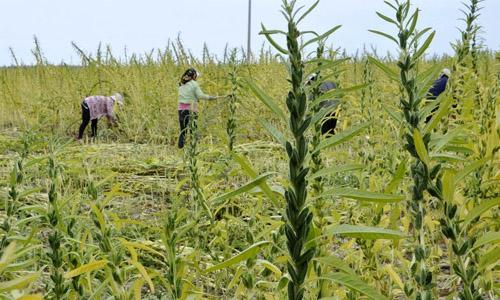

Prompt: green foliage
[0,1,497,299]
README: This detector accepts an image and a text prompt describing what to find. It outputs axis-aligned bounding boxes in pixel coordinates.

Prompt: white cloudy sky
[1,0,498,65]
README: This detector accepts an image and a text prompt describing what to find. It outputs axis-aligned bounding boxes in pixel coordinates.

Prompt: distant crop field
[0,1,498,299]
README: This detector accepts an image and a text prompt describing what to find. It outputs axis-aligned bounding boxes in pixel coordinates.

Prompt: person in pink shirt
[177,68,225,148]
[77,93,124,140]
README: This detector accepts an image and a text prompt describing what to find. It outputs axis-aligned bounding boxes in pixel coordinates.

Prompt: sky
[0,0,499,66]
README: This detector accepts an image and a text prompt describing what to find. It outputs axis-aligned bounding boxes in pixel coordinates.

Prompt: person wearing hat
[177,67,224,148]
[306,73,341,135]
[425,68,451,123]
[77,93,124,140]
[427,68,451,99]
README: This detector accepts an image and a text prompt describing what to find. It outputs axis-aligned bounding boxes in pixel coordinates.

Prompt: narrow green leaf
[17,188,42,200]
[256,117,286,146]
[260,24,288,55]
[325,224,407,240]
[314,256,356,275]
[233,154,281,207]
[205,241,270,273]
[384,160,407,193]
[296,0,320,24]
[259,29,287,35]
[322,187,405,203]
[313,122,371,154]
[310,84,367,108]
[256,259,282,276]
[414,31,435,60]
[309,164,363,180]
[211,173,274,208]
[305,58,349,78]
[310,102,341,126]
[430,130,461,153]
[368,30,399,45]
[367,56,398,81]
[410,27,432,51]
[478,246,500,270]
[244,79,287,122]
[302,25,342,49]
[463,198,500,228]
[430,153,466,163]
[407,9,419,36]
[384,1,397,11]
[383,105,403,124]
[375,12,399,26]
[321,272,389,300]
[454,157,490,185]
[470,231,500,251]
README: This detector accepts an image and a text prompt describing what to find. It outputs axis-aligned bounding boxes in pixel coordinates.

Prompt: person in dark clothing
[427,68,450,99]
[425,68,451,123]
[306,73,341,135]
[79,101,98,138]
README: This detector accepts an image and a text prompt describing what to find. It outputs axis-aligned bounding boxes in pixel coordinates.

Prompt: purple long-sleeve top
[83,96,117,121]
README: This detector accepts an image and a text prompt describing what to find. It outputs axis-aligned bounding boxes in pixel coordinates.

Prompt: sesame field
[0,1,499,299]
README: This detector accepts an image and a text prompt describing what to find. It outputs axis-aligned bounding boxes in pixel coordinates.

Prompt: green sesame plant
[370,1,441,299]
[226,50,240,154]
[186,113,213,220]
[45,141,69,298]
[0,1,498,298]
[261,2,317,298]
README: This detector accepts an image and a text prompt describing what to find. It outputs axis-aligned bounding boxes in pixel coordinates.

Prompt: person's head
[180,68,198,85]
[112,93,124,106]
[440,68,451,78]
[305,73,318,86]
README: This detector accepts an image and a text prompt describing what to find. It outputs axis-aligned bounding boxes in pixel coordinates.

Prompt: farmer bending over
[306,73,341,135]
[177,68,223,149]
[77,93,124,141]
[425,68,450,123]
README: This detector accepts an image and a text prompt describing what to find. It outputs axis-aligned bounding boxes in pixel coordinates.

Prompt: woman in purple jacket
[77,93,124,140]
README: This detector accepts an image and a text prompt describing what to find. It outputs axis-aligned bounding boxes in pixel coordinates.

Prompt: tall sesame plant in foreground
[370,1,440,299]
[46,141,69,298]
[259,1,320,298]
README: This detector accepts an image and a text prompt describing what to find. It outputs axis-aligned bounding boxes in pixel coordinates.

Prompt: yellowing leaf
[228,266,244,290]
[130,260,155,293]
[256,259,282,277]
[383,264,404,290]
[133,278,145,300]
[64,260,108,279]
[442,169,455,204]
[0,273,39,292]
[205,241,270,273]
[0,242,17,272]
[90,204,106,231]
[413,128,429,165]
[16,295,43,300]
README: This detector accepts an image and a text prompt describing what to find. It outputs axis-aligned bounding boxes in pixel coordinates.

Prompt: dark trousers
[321,112,338,136]
[78,102,98,139]
[178,110,197,148]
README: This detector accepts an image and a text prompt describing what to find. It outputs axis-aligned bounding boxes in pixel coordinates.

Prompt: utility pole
[247,0,252,63]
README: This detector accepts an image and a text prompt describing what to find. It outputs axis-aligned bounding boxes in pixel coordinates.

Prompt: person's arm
[193,81,216,100]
